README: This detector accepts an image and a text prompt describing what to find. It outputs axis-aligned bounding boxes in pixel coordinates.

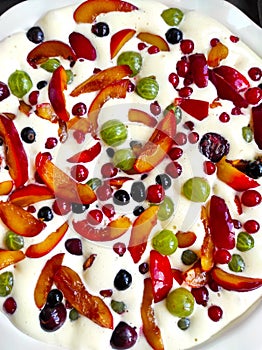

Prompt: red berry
[52,199,71,215]
[214,249,231,264]
[148,45,160,54]
[27,205,36,213]
[168,72,179,88]
[183,74,193,87]
[72,102,87,116]
[243,219,260,234]
[168,147,183,160]
[165,161,182,178]
[93,67,102,74]
[241,190,261,207]
[73,130,85,144]
[101,162,118,178]
[191,286,209,306]
[138,42,147,50]
[248,67,262,81]
[96,184,112,201]
[45,137,58,149]
[70,164,89,182]
[174,132,187,145]
[219,112,230,123]
[188,131,199,144]
[245,87,262,105]
[203,161,216,175]
[29,90,39,105]
[100,289,113,297]
[150,101,161,115]
[231,106,242,115]
[3,297,17,314]
[127,81,135,92]
[230,35,239,43]
[86,209,103,225]
[233,219,242,229]
[208,305,223,322]
[102,203,115,218]
[176,60,190,78]
[113,242,127,256]
[180,39,194,54]
[210,38,220,47]
[146,184,165,203]
[183,121,194,130]
[178,86,193,98]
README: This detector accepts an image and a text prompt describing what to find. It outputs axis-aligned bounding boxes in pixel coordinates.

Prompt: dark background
[0,0,261,27]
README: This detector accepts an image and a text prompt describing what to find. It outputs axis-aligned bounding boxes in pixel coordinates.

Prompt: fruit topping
[137,32,170,51]
[0,81,10,101]
[207,42,228,67]
[251,102,262,149]
[165,28,183,44]
[110,29,136,59]
[26,26,44,43]
[179,98,209,120]
[9,184,54,207]
[166,287,194,317]
[110,321,138,349]
[161,8,184,26]
[199,132,230,162]
[189,53,208,88]
[117,51,142,77]
[0,271,14,297]
[182,177,210,202]
[69,32,96,60]
[91,22,110,37]
[39,301,67,332]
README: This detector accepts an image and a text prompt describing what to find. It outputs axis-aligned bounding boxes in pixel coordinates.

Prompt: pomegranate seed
[168,147,183,160]
[183,74,193,86]
[180,39,194,54]
[45,137,58,149]
[139,262,149,274]
[150,101,161,115]
[243,219,260,234]
[86,209,103,225]
[174,132,187,145]
[210,38,220,47]
[65,238,82,255]
[245,87,262,105]
[188,131,199,144]
[148,45,160,54]
[102,203,115,218]
[72,102,87,116]
[113,242,127,257]
[214,249,231,264]
[52,199,71,215]
[73,130,85,144]
[127,81,135,92]
[138,42,147,50]
[183,121,194,130]
[168,72,179,88]
[146,184,165,203]
[176,60,190,77]
[27,205,36,213]
[241,190,261,207]
[0,81,10,101]
[165,161,182,178]
[101,162,118,178]
[29,90,39,105]
[93,68,101,74]
[231,106,242,115]
[234,195,243,215]
[100,289,113,297]
[219,112,230,123]
[191,286,209,306]
[233,219,242,229]
[230,35,239,43]
[208,305,223,322]
[96,183,112,201]
[178,86,193,98]
[248,67,262,81]
[70,164,89,182]
[3,297,17,314]
[203,161,216,175]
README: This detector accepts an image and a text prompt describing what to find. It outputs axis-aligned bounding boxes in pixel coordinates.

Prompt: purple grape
[199,132,230,162]
[110,321,138,349]
[0,82,10,101]
[39,303,67,332]
[65,238,83,255]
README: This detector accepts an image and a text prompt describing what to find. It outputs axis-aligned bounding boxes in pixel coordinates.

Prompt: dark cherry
[130,181,146,202]
[102,203,115,218]
[243,219,260,234]
[114,269,132,291]
[248,67,262,81]
[176,60,190,77]
[203,161,216,175]
[91,22,110,37]
[214,249,231,264]
[168,72,179,88]
[199,132,230,162]
[70,164,89,182]
[26,26,44,43]
[165,28,183,44]
[65,238,83,255]
[168,147,183,160]
[155,173,172,190]
[180,39,194,54]
[0,81,10,101]
[3,297,17,314]
[241,190,261,207]
[29,90,39,105]
[86,209,103,225]
[46,289,63,307]
[21,127,36,144]
[113,190,130,206]
[110,321,138,349]
[165,161,182,178]
[37,206,53,221]
[146,184,165,203]
[39,303,67,332]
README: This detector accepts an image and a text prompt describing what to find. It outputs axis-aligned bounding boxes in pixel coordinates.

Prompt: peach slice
[70,65,132,97]
[27,40,76,68]
[69,32,96,61]
[9,184,54,207]
[74,0,138,23]
[176,230,197,248]
[128,108,157,127]
[110,28,136,58]
[35,103,57,123]
[26,222,69,258]
[207,42,229,68]
[128,206,159,263]
[0,181,13,196]
[34,253,65,309]
[0,250,25,271]
[200,206,215,272]
[54,265,113,329]
[0,201,46,237]
[137,32,170,51]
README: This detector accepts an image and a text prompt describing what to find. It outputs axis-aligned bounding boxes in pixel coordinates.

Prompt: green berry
[136,77,159,100]
[161,8,184,26]
[236,232,254,252]
[8,70,33,98]
[111,300,127,314]
[0,271,14,297]
[166,287,194,317]
[69,308,79,321]
[152,229,178,255]
[242,126,253,143]
[40,58,61,72]
[86,178,102,190]
[100,119,127,146]
[177,317,190,330]
[113,148,136,171]
[5,230,24,251]
[181,249,198,265]
[157,196,174,221]
[66,69,74,84]
[228,254,245,272]
[164,104,182,124]
[117,51,142,77]
[182,177,210,202]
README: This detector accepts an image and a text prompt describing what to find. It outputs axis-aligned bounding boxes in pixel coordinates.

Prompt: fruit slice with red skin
[36,154,96,205]
[67,142,101,163]
[35,103,57,123]
[176,231,197,248]
[141,278,164,350]
[74,0,138,23]
[54,265,113,329]
[0,113,28,188]
[48,66,69,122]
[216,156,259,191]
[110,29,136,58]
[87,79,130,133]
[128,108,157,127]
[0,250,25,271]
[149,250,173,303]
[70,65,132,97]
[209,195,235,250]
[251,102,262,149]
[26,222,69,258]
[209,69,248,108]
[212,65,250,92]
[27,40,76,68]
[179,99,209,121]
[72,216,131,241]
[106,176,133,189]
[0,201,46,237]
[128,206,159,263]
[211,267,262,292]
[137,32,170,51]
[9,184,54,207]
[69,31,96,60]
[200,206,215,272]
[34,253,64,309]
[133,111,176,173]
[189,53,209,88]
[0,181,13,196]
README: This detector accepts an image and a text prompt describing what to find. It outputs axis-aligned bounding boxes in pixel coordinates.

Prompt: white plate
[0,1,261,350]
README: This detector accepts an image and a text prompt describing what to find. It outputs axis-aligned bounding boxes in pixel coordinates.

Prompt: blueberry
[133,205,144,216]
[113,190,130,206]
[37,206,53,221]
[114,269,132,291]
[165,28,183,44]
[91,22,110,37]
[39,303,67,332]
[37,80,48,90]
[110,321,138,349]
[21,127,36,144]
[106,147,115,158]
[155,173,172,190]
[71,203,89,214]
[199,132,230,162]
[26,26,44,43]
[130,181,146,202]
[46,289,63,307]
[245,160,262,179]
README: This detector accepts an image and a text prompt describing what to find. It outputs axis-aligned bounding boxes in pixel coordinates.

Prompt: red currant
[102,203,115,218]
[29,90,39,105]
[101,162,118,178]
[214,249,231,264]
[45,137,58,149]
[150,101,161,115]
[210,38,220,47]
[178,86,193,98]
[208,305,223,322]
[72,102,87,116]
[113,242,127,256]
[203,161,216,175]
[174,132,187,145]
[180,39,194,54]
[27,205,36,213]
[70,164,89,182]
[165,161,182,178]
[248,67,262,81]
[219,112,230,123]
[96,183,112,201]
[230,35,239,43]
[146,184,165,203]
[100,289,113,297]
[52,199,71,215]
[231,106,242,115]
[86,209,103,225]
[245,87,262,105]
[183,121,194,130]
[241,190,261,207]
[168,147,183,160]
[188,131,199,144]
[168,72,179,88]
[148,45,160,54]
[243,219,260,234]
[3,297,17,314]
[176,60,190,78]
[138,42,147,50]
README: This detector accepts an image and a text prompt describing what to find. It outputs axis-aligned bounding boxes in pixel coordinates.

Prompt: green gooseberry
[0,271,14,297]
[113,148,136,171]
[228,254,245,272]
[182,177,210,202]
[157,196,174,221]
[8,70,33,98]
[242,126,253,143]
[236,232,254,252]
[40,58,61,72]
[86,177,102,190]
[152,229,178,255]
[117,51,142,77]
[164,104,182,124]
[161,8,184,26]
[5,230,24,251]
[166,287,194,317]
[100,119,127,146]
[136,77,159,100]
